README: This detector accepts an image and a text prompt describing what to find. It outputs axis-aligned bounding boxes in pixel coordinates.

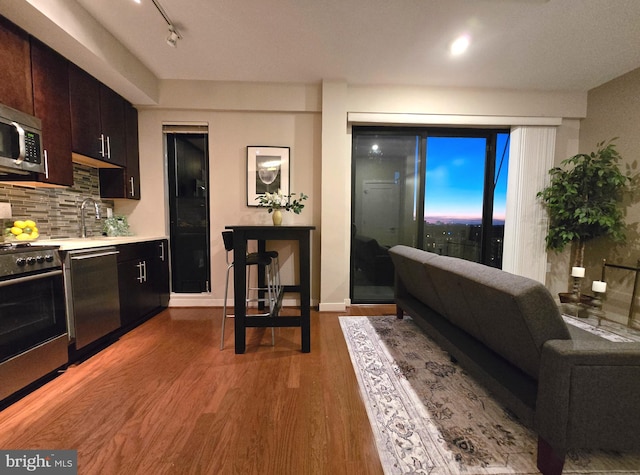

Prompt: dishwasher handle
[70,250,120,261]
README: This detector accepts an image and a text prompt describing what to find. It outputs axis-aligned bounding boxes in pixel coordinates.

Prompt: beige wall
[116,100,321,307]
[114,79,590,310]
[569,67,640,325]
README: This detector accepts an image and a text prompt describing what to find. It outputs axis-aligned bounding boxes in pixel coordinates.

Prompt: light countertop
[34,235,168,251]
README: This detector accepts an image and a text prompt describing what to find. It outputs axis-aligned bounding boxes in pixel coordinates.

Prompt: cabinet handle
[130,176,135,196]
[99,134,105,157]
[159,242,165,261]
[44,149,49,179]
[106,136,111,159]
[136,261,144,283]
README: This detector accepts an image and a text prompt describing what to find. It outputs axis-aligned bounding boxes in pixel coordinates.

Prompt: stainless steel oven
[0,243,67,403]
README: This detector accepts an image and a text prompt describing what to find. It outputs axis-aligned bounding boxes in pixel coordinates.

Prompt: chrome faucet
[80,198,101,238]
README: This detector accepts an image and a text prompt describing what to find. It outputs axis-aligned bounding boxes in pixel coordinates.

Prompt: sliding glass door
[352,132,421,303]
[351,127,509,303]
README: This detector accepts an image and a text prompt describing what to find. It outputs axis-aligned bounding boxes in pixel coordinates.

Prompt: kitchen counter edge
[35,236,169,251]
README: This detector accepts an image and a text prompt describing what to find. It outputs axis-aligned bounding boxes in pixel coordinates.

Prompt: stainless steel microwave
[0,103,44,175]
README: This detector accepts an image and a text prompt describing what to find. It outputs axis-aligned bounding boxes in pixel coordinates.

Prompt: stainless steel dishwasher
[63,246,121,352]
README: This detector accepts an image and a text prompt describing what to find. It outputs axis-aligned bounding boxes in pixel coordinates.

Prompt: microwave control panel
[24,131,41,164]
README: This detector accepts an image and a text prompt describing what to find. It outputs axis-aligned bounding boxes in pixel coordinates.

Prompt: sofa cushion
[453,262,571,379]
[422,255,486,340]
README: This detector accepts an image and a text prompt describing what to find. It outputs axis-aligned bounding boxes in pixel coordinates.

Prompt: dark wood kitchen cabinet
[69,64,126,167]
[99,85,127,166]
[0,16,33,115]
[116,240,169,330]
[30,38,73,186]
[99,103,141,199]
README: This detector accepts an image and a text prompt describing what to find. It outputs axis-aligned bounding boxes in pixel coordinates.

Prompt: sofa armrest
[535,339,640,454]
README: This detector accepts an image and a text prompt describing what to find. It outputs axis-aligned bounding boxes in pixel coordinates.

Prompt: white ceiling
[70,0,640,92]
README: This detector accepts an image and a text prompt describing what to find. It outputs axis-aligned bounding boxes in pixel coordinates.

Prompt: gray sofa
[389,245,640,475]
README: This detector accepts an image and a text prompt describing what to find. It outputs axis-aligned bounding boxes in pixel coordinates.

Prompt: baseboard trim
[319,301,348,312]
[169,294,216,307]
[169,295,313,308]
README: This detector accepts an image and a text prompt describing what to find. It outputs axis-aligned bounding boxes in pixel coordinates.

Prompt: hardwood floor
[0,305,395,474]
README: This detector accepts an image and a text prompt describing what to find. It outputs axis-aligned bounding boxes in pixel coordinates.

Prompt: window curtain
[502,126,556,283]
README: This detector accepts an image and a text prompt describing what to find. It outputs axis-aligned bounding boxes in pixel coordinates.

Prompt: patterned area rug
[339,315,640,475]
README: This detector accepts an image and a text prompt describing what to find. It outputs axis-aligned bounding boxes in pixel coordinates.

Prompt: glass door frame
[350,126,509,302]
[165,131,212,293]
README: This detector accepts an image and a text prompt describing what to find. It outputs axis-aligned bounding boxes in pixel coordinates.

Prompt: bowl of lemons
[10,219,39,241]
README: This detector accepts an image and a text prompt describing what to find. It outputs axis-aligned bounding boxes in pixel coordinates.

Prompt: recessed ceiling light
[450,35,471,56]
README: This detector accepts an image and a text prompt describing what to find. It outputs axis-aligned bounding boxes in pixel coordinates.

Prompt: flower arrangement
[256,189,308,214]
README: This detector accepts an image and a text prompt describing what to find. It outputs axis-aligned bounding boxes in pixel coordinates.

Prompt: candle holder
[571,276,582,300]
[568,267,586,317]
[590,291,605,321]
[570,276,583,317]
[589,280,607,324]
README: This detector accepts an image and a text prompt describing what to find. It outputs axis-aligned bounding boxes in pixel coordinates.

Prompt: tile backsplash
[0,164,114,239]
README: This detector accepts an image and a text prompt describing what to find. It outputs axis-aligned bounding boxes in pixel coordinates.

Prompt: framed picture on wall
[246,146,290,206]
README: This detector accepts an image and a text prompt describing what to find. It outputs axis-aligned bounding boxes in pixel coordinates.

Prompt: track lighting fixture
[152,0,182,47]
[166,25,180,47]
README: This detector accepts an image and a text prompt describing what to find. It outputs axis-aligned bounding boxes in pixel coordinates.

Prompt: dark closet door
[166,133,211,293]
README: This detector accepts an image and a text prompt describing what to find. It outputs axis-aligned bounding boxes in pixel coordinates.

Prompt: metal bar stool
[220,231,277,350]
[247,249,281,303]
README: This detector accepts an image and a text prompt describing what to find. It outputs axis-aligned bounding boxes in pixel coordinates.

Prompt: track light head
[166,25,180,47]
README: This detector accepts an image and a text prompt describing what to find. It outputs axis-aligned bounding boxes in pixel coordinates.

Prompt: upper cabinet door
[98,102,141,199]
[0,16,33,114]
[69,64,126,167]
[99,85,126,167]
[69,64,102,160]
[31,38,73,186]
[124,103,141,199]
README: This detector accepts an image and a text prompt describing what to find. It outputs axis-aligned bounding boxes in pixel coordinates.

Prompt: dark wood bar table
[224,225,315,354]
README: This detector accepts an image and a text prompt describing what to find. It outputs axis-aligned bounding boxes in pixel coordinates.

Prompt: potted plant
[537,138,633,298]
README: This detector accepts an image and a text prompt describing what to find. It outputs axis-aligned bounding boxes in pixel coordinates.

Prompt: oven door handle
[0,269,63,288]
